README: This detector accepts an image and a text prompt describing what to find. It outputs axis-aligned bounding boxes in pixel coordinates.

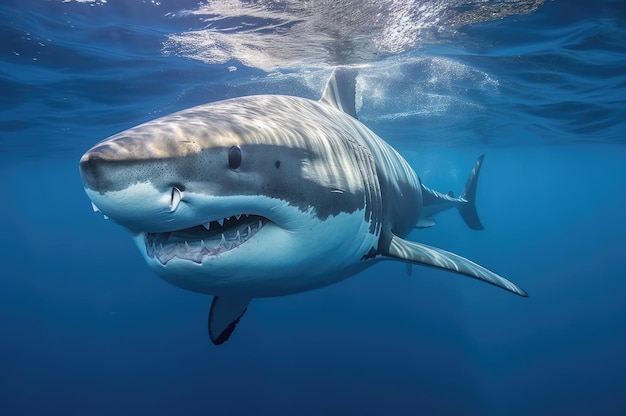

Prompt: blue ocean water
[1,0,625,415]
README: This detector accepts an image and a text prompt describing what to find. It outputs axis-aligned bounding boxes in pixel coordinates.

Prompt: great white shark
[79,69,527,345]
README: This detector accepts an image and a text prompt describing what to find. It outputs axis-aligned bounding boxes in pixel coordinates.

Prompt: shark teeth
[200,214,261,232]
[90,201,108,219]
[144,215,269,265]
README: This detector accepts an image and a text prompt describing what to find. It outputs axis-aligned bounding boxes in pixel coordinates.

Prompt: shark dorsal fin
[320,68,358,119]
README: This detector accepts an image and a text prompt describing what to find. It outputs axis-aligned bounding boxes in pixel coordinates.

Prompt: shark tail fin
[458,154,485,230]
[320,68,358,119]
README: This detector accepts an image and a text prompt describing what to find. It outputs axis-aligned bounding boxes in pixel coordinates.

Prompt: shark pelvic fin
[208,296,251,345]
[320,68,358,119]
[405,263,413,277]
[384,234,528,297]
[416,218,436,228]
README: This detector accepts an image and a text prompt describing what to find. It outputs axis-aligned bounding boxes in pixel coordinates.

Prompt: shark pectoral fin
[385,235,528,297]
[208,296,251,345]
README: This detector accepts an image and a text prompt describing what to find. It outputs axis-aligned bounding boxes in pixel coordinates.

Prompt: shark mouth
[145,214,269,265]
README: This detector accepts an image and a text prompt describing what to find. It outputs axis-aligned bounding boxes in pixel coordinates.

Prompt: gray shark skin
[79,69,527,345]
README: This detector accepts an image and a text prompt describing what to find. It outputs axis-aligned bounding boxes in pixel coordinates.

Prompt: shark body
[79,69,526,344]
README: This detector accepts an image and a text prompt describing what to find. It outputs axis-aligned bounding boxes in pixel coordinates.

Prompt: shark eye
[228,146,241,170]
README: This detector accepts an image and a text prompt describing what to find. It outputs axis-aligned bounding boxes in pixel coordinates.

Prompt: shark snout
[79,150,116,198]
[79,150,104,189]
[79,144,174,232]
[78,139,157,194]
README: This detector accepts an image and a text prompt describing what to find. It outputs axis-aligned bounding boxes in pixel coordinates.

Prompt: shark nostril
[170,187,183,212]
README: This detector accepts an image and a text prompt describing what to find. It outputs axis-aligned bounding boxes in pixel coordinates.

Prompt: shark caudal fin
[458,154,485,230]
[383,234,528,297]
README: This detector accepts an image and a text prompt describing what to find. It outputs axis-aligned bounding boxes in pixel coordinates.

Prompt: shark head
[79,95,381,297]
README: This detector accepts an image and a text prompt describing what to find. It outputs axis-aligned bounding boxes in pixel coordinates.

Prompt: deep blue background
[1,1,625,415]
